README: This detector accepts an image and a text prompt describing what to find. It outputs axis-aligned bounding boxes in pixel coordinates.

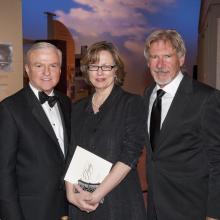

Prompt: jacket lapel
[156,75,193,151]
[56,97,69,157]
[32,104,60,146]
[25,86,65,159]
[143,85,155,153]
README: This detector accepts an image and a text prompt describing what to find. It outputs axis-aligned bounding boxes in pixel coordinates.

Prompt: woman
[66,41,146,220]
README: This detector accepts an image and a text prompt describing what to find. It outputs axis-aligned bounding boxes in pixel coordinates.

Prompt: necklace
[92,93,105,108]
[92,99,100,108]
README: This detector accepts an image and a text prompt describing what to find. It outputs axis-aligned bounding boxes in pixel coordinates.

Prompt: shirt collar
[29,82,54,100]
[155,71,183,97]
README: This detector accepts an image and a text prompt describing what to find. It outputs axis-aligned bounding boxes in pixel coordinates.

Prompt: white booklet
[64,146,113,184]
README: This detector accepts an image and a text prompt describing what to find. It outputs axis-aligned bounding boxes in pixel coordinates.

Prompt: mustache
[154,69,169,74]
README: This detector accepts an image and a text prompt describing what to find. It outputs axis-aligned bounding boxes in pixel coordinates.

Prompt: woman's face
[88,50,117,92]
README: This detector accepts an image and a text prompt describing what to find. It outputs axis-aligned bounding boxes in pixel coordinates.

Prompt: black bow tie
[38,91,58,107]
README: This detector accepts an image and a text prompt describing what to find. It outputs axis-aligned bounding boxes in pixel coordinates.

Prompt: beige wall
[0,0,23,101]
[198,0,220,89]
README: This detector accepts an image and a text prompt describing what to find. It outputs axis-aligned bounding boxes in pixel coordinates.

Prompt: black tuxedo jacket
[0,85,71,220]
[144,75,220,220]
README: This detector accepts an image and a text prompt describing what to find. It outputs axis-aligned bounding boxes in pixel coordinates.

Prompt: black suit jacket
[67,86,147,219]
[144,75,220,220]
[0,85,71,220]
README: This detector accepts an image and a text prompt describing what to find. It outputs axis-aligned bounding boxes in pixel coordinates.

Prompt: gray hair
[144,29,186,61]
[25,42,62,65]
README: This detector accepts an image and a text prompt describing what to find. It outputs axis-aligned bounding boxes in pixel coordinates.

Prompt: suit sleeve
[0,101,25,220]
[118,95,146,168]
[203,90,220,219]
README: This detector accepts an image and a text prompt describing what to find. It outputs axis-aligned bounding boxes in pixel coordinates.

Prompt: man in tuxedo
[0,42,71,220]
[143,29,220,220]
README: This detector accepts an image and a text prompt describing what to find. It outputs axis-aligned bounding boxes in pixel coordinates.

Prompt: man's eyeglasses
[88,65,116,71]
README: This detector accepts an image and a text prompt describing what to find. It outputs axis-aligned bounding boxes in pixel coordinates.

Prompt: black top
[144,75,220,220]
[68,85,147,220]
[0,86,71,220]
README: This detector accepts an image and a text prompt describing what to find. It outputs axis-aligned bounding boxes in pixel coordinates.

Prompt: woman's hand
[86,189,104,205]
[206,217,218,220]
[86,161,131,206]
[66,181,99,213]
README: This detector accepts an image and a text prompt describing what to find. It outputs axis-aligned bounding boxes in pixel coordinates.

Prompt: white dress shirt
[29,83,65,155]
[147,72,184,132]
